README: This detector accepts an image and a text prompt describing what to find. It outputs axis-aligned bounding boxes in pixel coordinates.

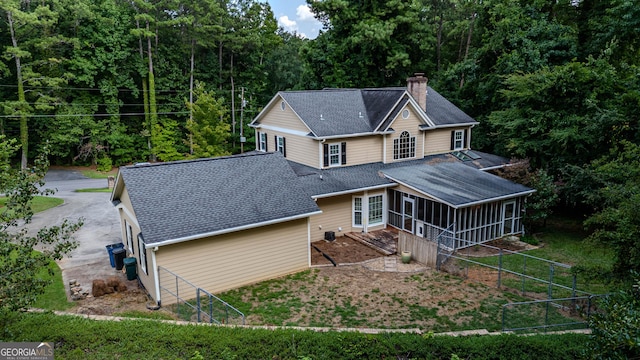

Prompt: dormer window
[393,131,416,160]
[452,130,465,150]
[257,131,267,151]
[323,142,347,167]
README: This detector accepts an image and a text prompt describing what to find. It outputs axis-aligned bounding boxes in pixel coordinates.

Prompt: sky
[266,1,323,39]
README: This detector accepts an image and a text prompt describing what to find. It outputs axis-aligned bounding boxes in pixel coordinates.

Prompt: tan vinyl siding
[116,188,157,301]
[155,219,309,304]
[310,192,387,241]
[384,107,425,163]
[323,136,383,168]
[424,127,469,155]
[259,99,311,133]
[309,195,354,241]
[265,129,318,167]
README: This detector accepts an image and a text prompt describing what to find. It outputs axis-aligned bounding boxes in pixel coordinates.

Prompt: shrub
[96,156,112,172]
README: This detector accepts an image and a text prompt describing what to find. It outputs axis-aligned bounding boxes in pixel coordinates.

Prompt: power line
[0,111,190,118]
[0,84,183,93]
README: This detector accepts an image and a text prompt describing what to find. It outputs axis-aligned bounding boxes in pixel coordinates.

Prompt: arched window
[393,131,416,160]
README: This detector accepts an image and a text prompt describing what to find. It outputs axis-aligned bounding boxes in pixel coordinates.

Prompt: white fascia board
[376,93,434,132]
[150,210,323,248]
[314,131,394,140]
[250,94,317,136]
[258,124,311,137]
[311,183,397,199]
[433,122,479,129]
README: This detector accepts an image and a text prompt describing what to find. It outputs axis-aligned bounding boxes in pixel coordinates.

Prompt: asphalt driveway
[22,169,123,297]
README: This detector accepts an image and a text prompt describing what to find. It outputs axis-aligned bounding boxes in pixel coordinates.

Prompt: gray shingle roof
[288,151,523,202]
[117,152,320,244]
[425,87,478,126]
[268,86,476,138]
[381,162,535,208]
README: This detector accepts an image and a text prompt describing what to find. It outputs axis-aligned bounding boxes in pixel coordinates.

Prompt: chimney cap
[413,72,425,77]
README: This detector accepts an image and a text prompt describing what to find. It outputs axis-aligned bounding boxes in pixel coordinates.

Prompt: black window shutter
[450,131,455,150]
[464,129,469,149]
[274,135,277,152]
[283,137,286,157]
[341,142,347,165]
[265,133,268,151]
[323,143,329,167]
[257,131,261,150]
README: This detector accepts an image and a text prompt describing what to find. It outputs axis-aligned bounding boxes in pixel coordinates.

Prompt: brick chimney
[407,73,428,111]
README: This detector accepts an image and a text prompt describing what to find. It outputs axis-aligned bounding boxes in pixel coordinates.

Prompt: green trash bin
[123,257,137,280]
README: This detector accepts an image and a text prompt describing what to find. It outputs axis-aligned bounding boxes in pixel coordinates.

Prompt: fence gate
[158,266,245,325]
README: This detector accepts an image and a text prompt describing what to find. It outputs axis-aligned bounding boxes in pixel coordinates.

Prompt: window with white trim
[353,197,363,226]
[353,194,384,227]
[275,135,286,156]
[368,195,383,225]
[329,144,341,166]
[125,221,134,255]
[393,131,416,160]
[137,234,147,275]
[258,132,267,151]
[453,130,464,150]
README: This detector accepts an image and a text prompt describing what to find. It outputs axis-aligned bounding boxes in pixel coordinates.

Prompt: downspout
[152,247,161,305]
[307,217,311,267]
[383,135,387,163]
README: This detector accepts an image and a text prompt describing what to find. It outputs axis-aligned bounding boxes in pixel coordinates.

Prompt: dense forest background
[1,0,639,277]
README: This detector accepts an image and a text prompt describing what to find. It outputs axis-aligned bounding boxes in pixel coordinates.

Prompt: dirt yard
[66,236,526,330]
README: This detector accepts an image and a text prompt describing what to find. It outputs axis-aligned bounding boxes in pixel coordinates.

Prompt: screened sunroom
[382,162,535,249]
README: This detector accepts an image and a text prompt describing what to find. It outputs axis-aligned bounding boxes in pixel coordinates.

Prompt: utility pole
[240,87,246,153]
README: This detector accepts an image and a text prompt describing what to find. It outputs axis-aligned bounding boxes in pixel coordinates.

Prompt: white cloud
[296,5,315,22]
[278,15,298,32]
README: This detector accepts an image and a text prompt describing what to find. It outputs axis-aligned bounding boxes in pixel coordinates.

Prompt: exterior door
[502,201,516,235]
[403,197,414,233]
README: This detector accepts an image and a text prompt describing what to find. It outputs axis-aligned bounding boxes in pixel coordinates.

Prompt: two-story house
[111,73,533,306]
[250,73,534,247]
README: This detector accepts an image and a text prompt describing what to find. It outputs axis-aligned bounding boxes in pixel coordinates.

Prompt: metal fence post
[522,256,527,295]
[498,249,503,288]
[176,275,179,316]
[548,264,555,299]
[196,288,201,323]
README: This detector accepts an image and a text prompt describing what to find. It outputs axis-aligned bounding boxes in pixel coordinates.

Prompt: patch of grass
[113,310,175,321]
[469,219,614,296]
[80,169,118,179]
[32,260,74,311]
[0,196,63,214]
[75,188,113,193]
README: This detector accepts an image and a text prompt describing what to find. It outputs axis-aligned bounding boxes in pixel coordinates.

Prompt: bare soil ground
[65,236,530,330]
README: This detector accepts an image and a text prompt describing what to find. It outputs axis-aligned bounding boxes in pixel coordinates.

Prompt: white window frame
[125,221,134,255]
[393,131,416,160]
[258,132,267,152]
[353,194,385,228]
[453,130,464,150]
[353,197,363,227]
[329,143,341,166]
[137,234,147,275]
[276,136,285,154]
[368,194,384,226]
